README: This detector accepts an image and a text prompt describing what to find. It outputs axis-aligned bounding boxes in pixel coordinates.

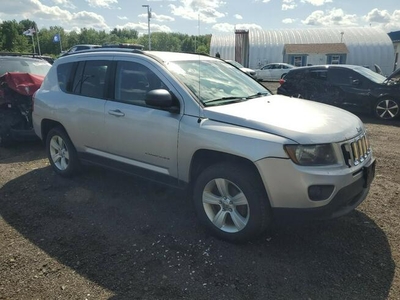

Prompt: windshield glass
[353,66,387,84]
[0,58,51,77]
[166,59,270,106]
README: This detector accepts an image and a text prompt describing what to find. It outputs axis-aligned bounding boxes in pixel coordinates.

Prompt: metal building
[210,27,395,76]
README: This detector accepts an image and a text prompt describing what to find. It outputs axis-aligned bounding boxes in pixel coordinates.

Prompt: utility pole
[142,4,151,50]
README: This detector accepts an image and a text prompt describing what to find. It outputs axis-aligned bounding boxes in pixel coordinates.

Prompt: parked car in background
[0,54,52,146]
[277,64,400,120]
[32,49,375,242]
[224,60,257,79]
[256,63,295,81]
[59,44,101,57]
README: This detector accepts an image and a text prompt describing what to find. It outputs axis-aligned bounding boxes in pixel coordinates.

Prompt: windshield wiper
[245,92,270,99]
[203,96,247,106]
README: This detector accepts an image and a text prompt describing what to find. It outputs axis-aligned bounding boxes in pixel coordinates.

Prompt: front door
[104,60,182,183]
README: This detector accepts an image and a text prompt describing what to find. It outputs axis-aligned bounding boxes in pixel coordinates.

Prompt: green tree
[0,20,29,52]
[181,36,195,53]
[0,21,212,55]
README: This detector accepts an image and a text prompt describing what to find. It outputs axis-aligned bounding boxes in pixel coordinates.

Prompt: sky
[0,0,399,36]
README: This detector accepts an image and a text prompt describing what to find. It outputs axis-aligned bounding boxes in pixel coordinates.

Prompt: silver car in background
[256,63,295,81]
[225,59,257,79]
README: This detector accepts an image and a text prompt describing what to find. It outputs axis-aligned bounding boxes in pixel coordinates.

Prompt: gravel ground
[0,82,399,299]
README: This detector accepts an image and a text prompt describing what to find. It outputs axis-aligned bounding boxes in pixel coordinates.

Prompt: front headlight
[284,144,338,166]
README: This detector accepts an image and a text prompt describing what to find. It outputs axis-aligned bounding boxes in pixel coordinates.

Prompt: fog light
[308,185,334,201]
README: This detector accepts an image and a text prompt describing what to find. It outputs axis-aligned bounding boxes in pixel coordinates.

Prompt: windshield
[166,59,270,106]
[353,66,387,84]
[0,58,51,77]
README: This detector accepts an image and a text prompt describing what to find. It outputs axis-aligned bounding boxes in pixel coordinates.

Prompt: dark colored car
[0,54,51,146]
[277,64,400,120]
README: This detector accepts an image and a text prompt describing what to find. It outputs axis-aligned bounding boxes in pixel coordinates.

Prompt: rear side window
[71,60,111,99]
[309,70,327,81]
[57,63,74,92]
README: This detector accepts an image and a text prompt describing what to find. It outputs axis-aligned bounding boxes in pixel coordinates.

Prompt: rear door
[57,58,112,153]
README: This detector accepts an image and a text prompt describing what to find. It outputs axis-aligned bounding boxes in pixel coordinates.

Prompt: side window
[329,69,351,85]
[72,60,110,98]
[309,70,327,81]
[57,63,75,92]
[114,61,167,106]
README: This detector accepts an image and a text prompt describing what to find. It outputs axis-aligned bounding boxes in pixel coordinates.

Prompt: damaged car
[277,64,400,120]
[0,54,51,146]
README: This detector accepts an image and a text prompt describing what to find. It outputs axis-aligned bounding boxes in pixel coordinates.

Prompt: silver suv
[32,49,376,242]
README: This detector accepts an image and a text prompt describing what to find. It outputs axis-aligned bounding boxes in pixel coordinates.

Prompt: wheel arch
[189,149,265,191]
[40,119,67,143]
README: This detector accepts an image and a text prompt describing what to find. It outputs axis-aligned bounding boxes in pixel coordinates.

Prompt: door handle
[108,109,125,117]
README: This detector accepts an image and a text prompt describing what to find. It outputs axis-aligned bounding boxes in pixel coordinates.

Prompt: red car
[0,54,51,146]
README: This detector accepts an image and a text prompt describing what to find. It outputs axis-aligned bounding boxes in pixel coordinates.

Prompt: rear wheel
[193,162,271,243]
[46,127,80,177]
[374,98,400,120]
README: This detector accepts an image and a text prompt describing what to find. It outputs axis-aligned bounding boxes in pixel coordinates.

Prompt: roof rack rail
[62,47,145,57]
[101,43,144,50]
[59,43,145,57]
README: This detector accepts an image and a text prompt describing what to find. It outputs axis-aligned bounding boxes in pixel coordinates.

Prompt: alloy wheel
[49,135,70,171]
[202,178,250,233]
[375,99,399,120]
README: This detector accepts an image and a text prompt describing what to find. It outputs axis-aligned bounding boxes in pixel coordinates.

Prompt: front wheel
[46,127,80,177]
[374,98,400,120]
[193,163,271,243]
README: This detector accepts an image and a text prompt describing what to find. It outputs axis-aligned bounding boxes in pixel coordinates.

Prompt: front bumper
[256,156,376,220]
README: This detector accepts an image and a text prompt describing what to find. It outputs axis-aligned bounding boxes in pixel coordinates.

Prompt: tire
[374,98,400,120]
[193,162,272,243]
[46,127,80,177]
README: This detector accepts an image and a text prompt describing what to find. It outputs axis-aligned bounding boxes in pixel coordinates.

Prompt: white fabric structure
[210,27,395,76]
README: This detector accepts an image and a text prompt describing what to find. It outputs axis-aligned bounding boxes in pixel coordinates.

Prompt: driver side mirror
[145,89,180,113]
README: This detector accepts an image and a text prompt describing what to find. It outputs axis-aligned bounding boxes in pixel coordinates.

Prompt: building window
[294,56,303,67]
[330,55,340,64]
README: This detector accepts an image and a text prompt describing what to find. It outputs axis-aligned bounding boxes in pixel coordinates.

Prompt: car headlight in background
[284,144,338,166]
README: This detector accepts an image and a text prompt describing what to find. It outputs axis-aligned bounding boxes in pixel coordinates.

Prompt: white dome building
[210,27,395,76]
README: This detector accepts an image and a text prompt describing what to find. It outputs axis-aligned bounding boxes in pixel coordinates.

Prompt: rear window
[0,58,51,76]
[284,70,304,81]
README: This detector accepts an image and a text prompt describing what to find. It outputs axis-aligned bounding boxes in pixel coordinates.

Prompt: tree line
[0,19,211,57]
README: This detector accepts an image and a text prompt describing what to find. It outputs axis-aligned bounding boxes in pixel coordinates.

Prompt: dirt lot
[0,82,399,299]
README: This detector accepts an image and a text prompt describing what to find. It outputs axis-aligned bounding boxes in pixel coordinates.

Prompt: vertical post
[142,4,151,50]
[35,26,42,56]
[31,35,36,54]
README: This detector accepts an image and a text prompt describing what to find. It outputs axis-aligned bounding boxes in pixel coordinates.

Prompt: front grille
[341,134,371,167]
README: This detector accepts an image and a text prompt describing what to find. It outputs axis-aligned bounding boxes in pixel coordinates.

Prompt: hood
[203,95,364,144]
[387,67,400,82]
